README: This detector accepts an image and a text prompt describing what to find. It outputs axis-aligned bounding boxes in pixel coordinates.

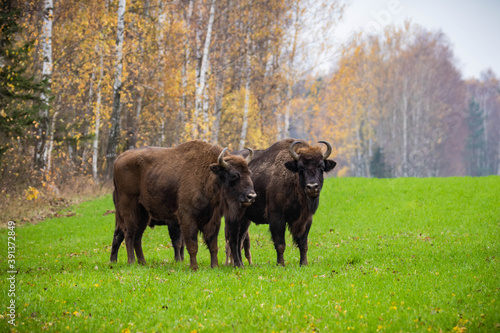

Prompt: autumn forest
[1,0,500,198]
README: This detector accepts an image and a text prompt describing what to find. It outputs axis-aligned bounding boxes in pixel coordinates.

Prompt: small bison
[227,139,336,267]
[110,140,256,270]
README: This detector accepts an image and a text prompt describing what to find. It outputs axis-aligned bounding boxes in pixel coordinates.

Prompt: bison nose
[306,183,319,191]
[247,192,257,202]
[241,191,256,207]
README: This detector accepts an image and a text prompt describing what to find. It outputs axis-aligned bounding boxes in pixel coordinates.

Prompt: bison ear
[324,159,337,172]
[284,161,298,172]
[210,163,225,176]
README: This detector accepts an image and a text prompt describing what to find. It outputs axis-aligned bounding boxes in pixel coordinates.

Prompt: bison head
[210,148,256,218]
[284,141,337,199]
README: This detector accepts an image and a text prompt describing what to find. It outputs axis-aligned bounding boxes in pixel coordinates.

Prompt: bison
[227,139,336,267]
[110,140,256,270]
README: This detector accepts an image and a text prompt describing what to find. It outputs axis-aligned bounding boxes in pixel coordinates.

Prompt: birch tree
[36,0,53,170]
[106,0,126,179]
[178,0,194,142]
[192,0,216,140]
[239,25,252,150]
[92,45,104,181]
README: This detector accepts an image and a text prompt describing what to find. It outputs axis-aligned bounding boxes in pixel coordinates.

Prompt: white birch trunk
[202,64,210,140]
[41,0,53,119]
[160,120,165,146]
[134,95,142,148]
[239,29,252,150]
[106,0,127,178]
[276,112,283,140]
[177,0,194,142]
[92,47,104,182]
[157,0,166,144]
[81,65,97,172]
[212,49,228,144]
[38,0,53,169]
[211,77,224,144]
[480,95,490,171]
[193,0,216,139]
[46,110,58,173]
[283,0,300,139]
[498,128,500,175]
[402,83,408,177]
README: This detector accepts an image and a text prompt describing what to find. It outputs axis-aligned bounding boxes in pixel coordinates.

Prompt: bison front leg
[167,221,184,262]
[224,223,232,266]
[269,216,287,267]
[225,218,244,267]
[294,220,312,266]
[202,221,221,269]
[180,217,199,271]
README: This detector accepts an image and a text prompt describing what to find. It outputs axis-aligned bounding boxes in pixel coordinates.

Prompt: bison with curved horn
[110,140,256,271]
[226,139,336,267]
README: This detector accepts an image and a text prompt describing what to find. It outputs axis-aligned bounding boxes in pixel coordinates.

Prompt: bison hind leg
[242,231,252,265]
[110,227,125,263]
[132,204,149,265]
[269,216,287,267]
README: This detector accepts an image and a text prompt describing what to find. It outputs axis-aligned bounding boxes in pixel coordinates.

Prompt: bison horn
[318,140,332,160]
[244,147,254,163]
[289,141,301,161]
[218,147,229,169]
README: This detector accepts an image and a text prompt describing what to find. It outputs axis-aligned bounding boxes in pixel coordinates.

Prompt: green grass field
[1,177,499,332]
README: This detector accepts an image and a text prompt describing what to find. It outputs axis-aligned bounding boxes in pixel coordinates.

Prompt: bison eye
[229,173,240,182]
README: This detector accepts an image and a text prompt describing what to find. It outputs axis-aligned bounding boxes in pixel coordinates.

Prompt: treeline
[290,24,500,178]
[1,0,499,197]
[1,0,343,192]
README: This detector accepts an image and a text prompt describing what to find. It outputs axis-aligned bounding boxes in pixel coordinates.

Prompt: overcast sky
[331,0,500,79]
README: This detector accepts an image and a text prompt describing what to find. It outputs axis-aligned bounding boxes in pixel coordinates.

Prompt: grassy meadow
[1,177,499,332]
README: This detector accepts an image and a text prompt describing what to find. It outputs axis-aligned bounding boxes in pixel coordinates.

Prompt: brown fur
[228,139,336,267]
[110,140,255,271]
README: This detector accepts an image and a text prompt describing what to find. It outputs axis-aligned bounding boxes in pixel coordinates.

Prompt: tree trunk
[202,71,210,139]
[498,127,500,175]
[81,63,97,172]
[46,110,58,173]
[211,75,224,144]
[401,81,408,177]
[36,0,53,170]
[177,0,194,143]
[157,0,167,145]
[193,0,216,139]
[283,0,300,139]
[276,112,283,140]
[106,0,127,179]
[92,44,104,182]
[132,95,142,149]
[239,28,252,150]
[211,1,228,145]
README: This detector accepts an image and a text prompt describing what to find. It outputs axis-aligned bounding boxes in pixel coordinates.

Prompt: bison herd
[110,139,336,270]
